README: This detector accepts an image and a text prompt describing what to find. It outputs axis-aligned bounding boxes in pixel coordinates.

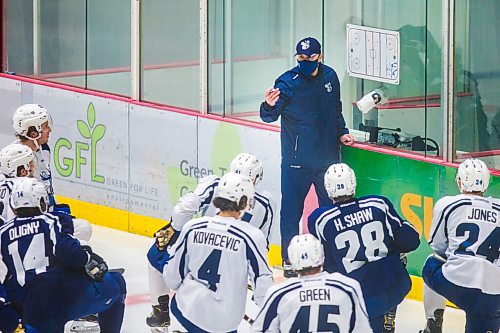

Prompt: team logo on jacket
[325,82,332,92]
[301,40,310,50]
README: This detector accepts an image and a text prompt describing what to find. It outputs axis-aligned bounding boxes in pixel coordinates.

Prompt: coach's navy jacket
[260,63,349,168]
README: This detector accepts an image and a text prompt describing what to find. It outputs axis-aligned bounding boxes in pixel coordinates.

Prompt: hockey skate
[70,314,100,332]
[147,294,170,333]
[384,307,397,333]
[419,309,444,333]
[282,260,298,278]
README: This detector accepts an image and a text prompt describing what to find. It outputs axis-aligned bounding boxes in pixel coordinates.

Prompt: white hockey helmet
[10,178,49,212]
[288,234,325,271]
[0,143,34,177]
[214,172,255,207]
[12,104,53,137]
[230,153,264,185]
[456,158,490,193]
[324,163,357,199]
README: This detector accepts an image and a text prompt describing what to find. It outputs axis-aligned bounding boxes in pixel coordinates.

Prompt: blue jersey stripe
[325,282,357,332]
[199,181,219,207]
[229,225,271,274]
[262,284,302,331]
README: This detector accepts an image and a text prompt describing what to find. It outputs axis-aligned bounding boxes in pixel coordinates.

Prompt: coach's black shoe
[419,309,444,333]
[283,260,298,278]
[146,294,170,328]
[384,307,397,332]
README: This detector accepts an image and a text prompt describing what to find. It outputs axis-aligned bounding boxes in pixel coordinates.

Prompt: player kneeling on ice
[12,104,93,245]
[420,158,499,333]
[251,233,373,333]
[307,163,420,333]
[148,172,273,333]
[0,143,36,225]
[146,153,275,331]
[0,178,126,333]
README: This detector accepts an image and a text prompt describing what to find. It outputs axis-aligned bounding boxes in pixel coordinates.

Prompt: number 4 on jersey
[198,249,222,291]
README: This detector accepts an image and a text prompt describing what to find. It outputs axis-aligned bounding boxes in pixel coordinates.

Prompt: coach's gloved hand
[154,219,180,251]
[0,301,20,333]
[52,203,72,216]
[83,246,108,282]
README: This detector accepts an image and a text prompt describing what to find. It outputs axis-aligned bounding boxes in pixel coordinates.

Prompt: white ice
[81,225,467,333]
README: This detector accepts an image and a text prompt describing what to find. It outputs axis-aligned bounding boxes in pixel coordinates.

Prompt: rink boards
[0,74,498,303]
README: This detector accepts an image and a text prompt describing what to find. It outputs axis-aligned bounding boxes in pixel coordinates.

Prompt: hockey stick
[432,253,447,263]
[108,268,125,274]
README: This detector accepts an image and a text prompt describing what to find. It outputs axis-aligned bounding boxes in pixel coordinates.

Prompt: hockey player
[420,158,499,333]
[0,178,126,333]
[12,104,92,243]
[0,143,35,225]
[146,153,275,330]
[307,163,420,333]
[153,172,273,333]
[172,153,274,244]
[251,233,373,333]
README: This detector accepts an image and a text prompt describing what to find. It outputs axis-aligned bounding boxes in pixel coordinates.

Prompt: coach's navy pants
[280,164,331,261]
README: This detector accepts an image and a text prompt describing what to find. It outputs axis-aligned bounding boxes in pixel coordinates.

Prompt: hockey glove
[83,246,108,282]
[154,220,180,251]
[147,243,171,273]
[52,203,72,215]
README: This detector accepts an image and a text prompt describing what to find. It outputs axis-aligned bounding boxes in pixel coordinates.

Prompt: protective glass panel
[326,0,443,157]
[5,0,130,97]
[141,0,200,111]
[208,0,322,119]
[454,0,500,170]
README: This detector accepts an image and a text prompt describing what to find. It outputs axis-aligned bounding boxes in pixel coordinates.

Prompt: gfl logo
[53,103,106,183]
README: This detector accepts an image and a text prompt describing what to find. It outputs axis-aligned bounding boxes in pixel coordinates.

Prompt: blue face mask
[297,59,319,76]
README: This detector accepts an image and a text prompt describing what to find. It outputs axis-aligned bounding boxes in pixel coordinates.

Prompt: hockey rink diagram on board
[347,24,400,84]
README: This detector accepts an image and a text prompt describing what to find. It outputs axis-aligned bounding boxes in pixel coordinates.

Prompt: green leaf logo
[87,103,96,128]
[92,124,106,141]
[77,119,91,139]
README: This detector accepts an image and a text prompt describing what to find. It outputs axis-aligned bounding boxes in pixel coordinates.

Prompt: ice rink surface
[85,225,467,333]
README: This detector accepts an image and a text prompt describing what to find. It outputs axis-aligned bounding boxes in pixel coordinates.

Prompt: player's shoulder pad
[435,195,463,208]
[309,204,335,221]
[255,190,274,205]
[182,216,209,230]
[198,174,220,186]
[359,193,388,202]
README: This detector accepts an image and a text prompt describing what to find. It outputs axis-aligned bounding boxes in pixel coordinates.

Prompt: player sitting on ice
[420,158,499,333]
[251,233,373,332]
[148,172,273,333]
[307,163,420,333]
[12,104,93,244]
[146,153,275,331]
[0,143,35,225]
[0,178,126,333]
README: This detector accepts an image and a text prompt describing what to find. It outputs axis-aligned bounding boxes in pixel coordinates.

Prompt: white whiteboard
[347,24,400,85]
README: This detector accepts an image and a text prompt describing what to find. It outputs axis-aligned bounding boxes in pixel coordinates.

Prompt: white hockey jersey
[32,144,54,201]
[172,175,275,246]
[164,215,273,333]
[429,194,500,295]
[0,177,24,225]
[251,271,373,333]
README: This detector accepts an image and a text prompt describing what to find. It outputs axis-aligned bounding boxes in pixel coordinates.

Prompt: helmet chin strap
[26,133,41,151]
